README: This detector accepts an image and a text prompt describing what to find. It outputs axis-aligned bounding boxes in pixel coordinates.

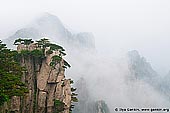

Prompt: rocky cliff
[0,39,75,113]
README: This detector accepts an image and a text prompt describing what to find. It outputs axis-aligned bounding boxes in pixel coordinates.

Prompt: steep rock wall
[1,43,72,113]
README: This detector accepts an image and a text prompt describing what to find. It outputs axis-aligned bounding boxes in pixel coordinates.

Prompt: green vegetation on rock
[0,40,28,106]
[0,38,77,113]
[54,99,65,113]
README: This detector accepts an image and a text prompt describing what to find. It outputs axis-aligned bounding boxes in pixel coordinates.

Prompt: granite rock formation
[0,41,73,113]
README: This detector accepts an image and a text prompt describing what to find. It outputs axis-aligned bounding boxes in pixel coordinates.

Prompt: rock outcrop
[1,41,73,113]
[94,101,110,113]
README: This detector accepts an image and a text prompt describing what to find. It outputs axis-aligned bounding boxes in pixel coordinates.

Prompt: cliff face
[1,43,72,113]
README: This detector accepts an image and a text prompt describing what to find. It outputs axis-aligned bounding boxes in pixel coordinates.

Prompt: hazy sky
[0,0,170,74]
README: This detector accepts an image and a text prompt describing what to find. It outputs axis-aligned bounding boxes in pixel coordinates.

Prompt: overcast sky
[0,0,170,75]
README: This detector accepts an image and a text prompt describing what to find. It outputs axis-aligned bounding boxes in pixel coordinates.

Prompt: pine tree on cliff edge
[0,40,28,106]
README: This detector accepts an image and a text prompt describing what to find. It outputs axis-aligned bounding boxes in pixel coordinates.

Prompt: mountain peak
[36,12,61,23]
[31,13,65,34]
[127,50,158,79]
[41,12,56,17]
[4,13,95,49]
[127,50,140,60]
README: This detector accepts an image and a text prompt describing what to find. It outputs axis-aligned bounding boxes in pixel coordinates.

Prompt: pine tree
[0,40,28,106]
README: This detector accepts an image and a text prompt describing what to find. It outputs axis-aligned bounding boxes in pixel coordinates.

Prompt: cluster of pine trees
[0,40,28,106]
[0,38,78,113]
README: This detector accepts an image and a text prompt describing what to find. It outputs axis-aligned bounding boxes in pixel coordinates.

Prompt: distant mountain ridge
[127,50,170,102]
[4,13,95,49]
[127,50,158,80]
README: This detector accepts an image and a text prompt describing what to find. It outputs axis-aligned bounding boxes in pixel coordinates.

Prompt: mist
[65,48,170,113]
[1,0,170,75]
[1,0,170,112]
